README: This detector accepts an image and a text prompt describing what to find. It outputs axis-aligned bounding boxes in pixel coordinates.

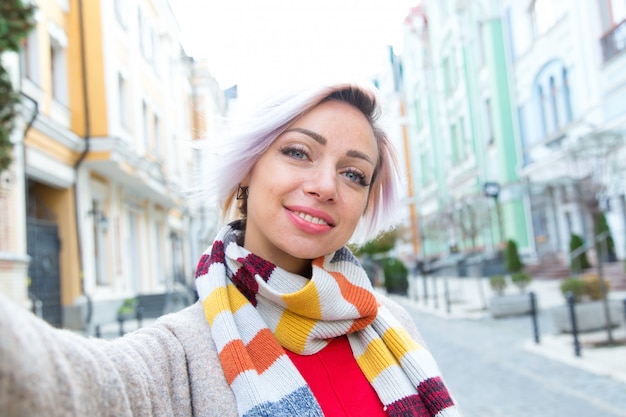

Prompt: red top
[285,336,387,416]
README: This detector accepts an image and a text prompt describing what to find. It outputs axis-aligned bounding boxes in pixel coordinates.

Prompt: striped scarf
[195,221,460,417]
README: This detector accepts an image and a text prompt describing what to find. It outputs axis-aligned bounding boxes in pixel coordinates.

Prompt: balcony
[601,19,626,62]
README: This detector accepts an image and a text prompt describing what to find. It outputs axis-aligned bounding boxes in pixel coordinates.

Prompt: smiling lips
[294,211,330,226]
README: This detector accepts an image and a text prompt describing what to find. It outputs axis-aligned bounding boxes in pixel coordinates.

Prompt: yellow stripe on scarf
[382,326,423,360]
[281,280,322,318]
[274,309,317,354]
[203,283,249,325]
[356,338,399,382]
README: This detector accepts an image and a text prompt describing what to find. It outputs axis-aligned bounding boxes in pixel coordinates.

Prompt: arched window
[533,60,573,138]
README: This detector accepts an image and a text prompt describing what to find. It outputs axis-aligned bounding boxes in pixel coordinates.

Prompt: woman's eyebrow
[284,127,374,165]
[284,127,327,145]
[346,149,374,165]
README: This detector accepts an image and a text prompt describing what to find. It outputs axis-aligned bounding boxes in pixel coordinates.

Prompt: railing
[601,19,626,62]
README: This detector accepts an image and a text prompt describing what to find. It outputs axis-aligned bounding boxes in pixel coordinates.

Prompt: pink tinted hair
[209,82,402,243]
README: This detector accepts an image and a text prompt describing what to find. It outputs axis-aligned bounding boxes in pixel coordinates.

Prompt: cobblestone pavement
[393,296,626,417]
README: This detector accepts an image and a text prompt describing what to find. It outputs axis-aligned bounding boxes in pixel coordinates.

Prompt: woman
[0,82,460,416]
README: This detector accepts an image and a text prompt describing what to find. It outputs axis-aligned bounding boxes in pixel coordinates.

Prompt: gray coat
[0,293,424,416]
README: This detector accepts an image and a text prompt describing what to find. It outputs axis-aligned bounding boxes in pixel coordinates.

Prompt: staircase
[525,258,626,290]
[525,260,571,280]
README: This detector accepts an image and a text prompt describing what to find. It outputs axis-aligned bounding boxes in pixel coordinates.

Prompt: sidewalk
[399,275,626,384]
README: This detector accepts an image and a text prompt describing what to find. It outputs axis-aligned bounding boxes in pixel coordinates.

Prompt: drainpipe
[18,92,38,309]
[73,0,92,327]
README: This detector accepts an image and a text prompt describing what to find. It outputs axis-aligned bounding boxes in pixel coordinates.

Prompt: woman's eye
[281,146,309,160]
[344,169,370,186]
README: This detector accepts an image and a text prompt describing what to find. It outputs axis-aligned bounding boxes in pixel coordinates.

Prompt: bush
[559,277,586,302]
[489,275,507,296]
[511,271,532,292]
[504,239,524,273]
[382,257,409,295]
[581,274,611,301]
[569,234,591,272]
[117,298,138,319]
[559,274,611,302]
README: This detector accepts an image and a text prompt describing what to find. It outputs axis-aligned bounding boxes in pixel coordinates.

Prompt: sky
[170,0,415,105]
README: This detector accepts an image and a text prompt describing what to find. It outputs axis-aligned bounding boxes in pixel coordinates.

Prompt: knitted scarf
[195,221,460,417]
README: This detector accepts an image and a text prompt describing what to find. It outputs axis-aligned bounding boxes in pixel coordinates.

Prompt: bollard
[95,324,101,338]
[118,317,125,337]
[566,292,581,357]
[444,277,451,314]
[623,299,626,324]
[433,276,439,309]
[422,274,429,305]
[529,292,540,344]
[137,306,144,329]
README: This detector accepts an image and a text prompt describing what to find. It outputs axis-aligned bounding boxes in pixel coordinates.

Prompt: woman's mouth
[293,211,329,226]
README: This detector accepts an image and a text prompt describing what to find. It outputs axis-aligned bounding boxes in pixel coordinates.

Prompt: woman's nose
[304,166,337,201]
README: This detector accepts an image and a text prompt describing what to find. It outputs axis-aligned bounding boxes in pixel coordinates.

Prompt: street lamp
[484,181,504,245]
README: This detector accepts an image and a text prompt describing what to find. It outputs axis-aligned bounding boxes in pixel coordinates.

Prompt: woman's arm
[0,293,192,417]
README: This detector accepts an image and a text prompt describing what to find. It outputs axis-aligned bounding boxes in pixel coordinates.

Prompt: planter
[551,300,623,333]
[488,293,532,318]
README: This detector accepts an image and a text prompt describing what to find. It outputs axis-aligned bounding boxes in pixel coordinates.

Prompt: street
[394,297,626,417]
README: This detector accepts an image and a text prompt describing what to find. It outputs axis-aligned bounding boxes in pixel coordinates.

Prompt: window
[413,97,423,131]
[153,114,160,156]
[476,21,486,68]
[142,101,149,149]
[530,0,564,36]
[534,60,573,138]
[21,30,40,83]
[420,150,432,187]
[92,200,109,286]
[449,123,459,164]
[599,0,626,29]
[127,211,140,292]
[118,74,128,128]
[114,0,127,28]
[599,0,626,61]
[138,9,145,53]
[483,98,494,145]
[442,52,457,96]
[49,37,68,106]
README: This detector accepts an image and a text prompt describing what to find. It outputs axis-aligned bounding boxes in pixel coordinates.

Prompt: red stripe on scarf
[233,253,276,306]
[195,241,224,278]
[247,328,285,373]
[418,376,456,416]
[385,394,428,417]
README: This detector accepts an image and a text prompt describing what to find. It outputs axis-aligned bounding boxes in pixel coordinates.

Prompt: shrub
[581,273,611,301]
[559,277,586,302]
[569,234,591,272]
[489,275,507,296]
[511,271,532,292]
[504,239,523,273]
[382,257,409,295]
[117,298,138,319]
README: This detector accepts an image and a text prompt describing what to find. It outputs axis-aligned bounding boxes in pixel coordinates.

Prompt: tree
[504,239,523,273]
[594,212,615,262]
[0,0,36,173]
[569,233,591,272]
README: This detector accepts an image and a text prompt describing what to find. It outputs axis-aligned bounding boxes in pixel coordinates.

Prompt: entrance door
[27,217,62,327]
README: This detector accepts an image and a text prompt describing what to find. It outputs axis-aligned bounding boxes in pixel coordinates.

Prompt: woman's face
[243,99,379,275]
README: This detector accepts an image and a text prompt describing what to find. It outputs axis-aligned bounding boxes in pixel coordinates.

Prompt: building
[1,0,226,332]
[400,0,625,274]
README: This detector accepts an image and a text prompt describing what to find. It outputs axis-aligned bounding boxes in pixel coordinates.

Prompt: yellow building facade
[2,0,226,332]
